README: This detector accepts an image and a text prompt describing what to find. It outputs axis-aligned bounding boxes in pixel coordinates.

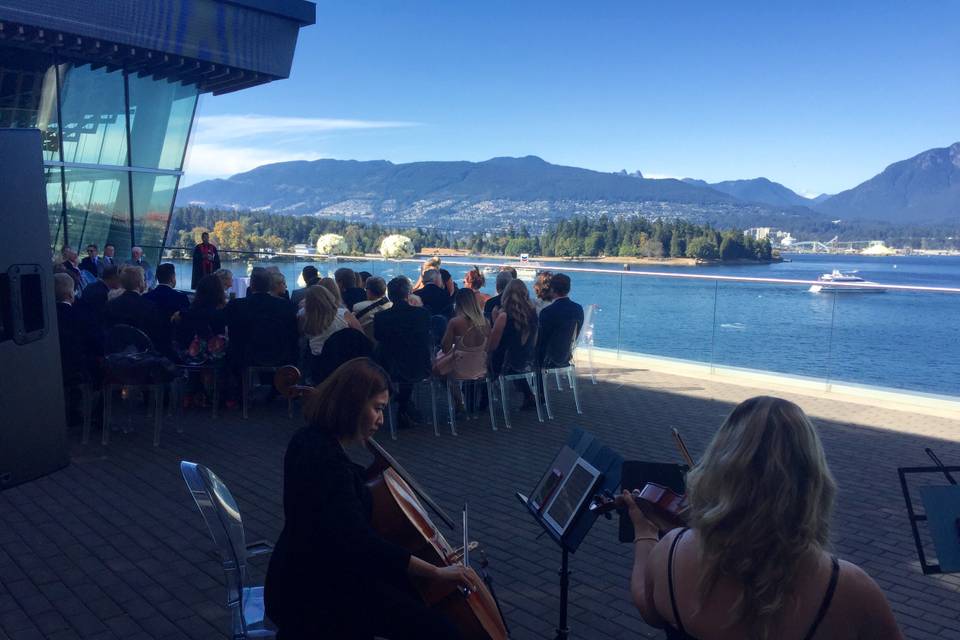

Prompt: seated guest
[532,270,555,313]
[214,268,234,297]
[104,266,164,348]
[464,266,490,307]
[269,270,289,299]
[412,256,442,291]
[439,268,456,296]
[175,274,227,347]
[483,268,516,322]
[291,265,320,307]
[352,276,392,341]
[125,246,154,288]
[299,286,362,358]
[225,270,298,367]
[374,277,432,428]
[264,358,474,639]
[319,277,345,309]
[536,273,584,368]
[487,279,539,408]
[335,267,366,311]
[415,269,453,318]
[77,265,120,323]
[144,263,190,320]
[435,288,489,388]
[78,243,102,279]
[625,396,902,640]
[54,273,102,385]
[357,271,373,287]
[60,246,83,293]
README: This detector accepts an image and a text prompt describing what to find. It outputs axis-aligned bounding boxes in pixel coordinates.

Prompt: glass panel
[46,166,65,253]
[63,167,131,259]
[57,63,128,166]
[618,275,714,361]
[0,46,60,161]
[127,75,198,170]
[132,173,177,267]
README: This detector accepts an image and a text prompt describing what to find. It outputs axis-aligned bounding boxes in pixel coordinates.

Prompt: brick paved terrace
[2,361,960,640]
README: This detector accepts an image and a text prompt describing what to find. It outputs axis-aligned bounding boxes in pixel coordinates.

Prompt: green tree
[686,236,718,260]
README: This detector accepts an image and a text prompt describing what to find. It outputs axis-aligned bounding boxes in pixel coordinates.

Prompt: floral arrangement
[316,233,347,255]
[183,334,228,365]
[379,234,415,259]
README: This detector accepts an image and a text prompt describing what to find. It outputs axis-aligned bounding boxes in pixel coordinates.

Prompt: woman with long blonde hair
[487,279,539,408]
[625,396,901,640]
[299,285,361,356]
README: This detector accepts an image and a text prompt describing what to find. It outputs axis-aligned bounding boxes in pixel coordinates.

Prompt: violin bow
[925,447,958,486]
[672,428,696,469]
[369,438,456,529]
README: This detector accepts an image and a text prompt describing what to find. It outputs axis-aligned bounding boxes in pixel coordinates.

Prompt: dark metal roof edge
[221,0,316,26]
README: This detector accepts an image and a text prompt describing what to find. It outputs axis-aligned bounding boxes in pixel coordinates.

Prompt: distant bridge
[786,237,883,253]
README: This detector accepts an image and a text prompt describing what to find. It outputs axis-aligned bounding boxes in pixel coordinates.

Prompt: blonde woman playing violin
[625,396,902,640]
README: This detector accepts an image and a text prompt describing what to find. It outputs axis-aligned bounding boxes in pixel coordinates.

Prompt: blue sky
[182,1,960,196]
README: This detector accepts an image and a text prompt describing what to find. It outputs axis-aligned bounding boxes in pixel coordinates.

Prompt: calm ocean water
[171,254,960,398]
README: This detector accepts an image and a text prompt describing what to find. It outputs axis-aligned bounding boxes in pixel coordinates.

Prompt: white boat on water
[809,270,886,293]
[483,254,540,281]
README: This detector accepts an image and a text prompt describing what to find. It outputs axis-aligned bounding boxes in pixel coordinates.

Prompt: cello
[274,366,509,639]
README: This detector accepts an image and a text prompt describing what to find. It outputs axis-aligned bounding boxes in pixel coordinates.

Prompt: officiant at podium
[192,232,222,290]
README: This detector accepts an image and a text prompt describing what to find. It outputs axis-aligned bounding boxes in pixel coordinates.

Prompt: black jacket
[78,256,101,279]
[265,428,410,636]
[143,285,190,322]
[415,284,453,318]
[76,279,111,322]
[483,294,501,323]
[373,301,432,382]
[104,291,164,349]
[536,297,584,367]
[56,302,103,384]
[225,292,298,367]
[342,287,367,311]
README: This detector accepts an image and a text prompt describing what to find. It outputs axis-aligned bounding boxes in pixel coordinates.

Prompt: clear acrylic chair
[242,365,294,419]
[540,324,584,420]
[445,377,499,435]
[387,376,440,439]
[101,324,165,447]
[495,369,544,429]
[575,304,599,384]
[180,461,275,639]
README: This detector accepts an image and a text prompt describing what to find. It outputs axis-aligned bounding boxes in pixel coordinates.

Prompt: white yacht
[809,270,886,293]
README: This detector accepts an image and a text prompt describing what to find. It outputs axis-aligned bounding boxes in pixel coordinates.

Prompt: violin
[275,367,509,640]
[587,428,697,533]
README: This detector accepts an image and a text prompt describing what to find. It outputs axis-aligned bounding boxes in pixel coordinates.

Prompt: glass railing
[150,246,960,401]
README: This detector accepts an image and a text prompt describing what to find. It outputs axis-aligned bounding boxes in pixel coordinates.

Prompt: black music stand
[898,464,960,575]
[515,428,622,640]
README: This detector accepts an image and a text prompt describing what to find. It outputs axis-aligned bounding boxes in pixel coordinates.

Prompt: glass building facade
[0,46,198,266]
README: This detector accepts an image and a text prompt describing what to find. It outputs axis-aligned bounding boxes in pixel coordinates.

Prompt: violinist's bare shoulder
[827,559,904,640]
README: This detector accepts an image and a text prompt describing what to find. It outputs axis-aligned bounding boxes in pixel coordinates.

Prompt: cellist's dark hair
[303,358,391,438]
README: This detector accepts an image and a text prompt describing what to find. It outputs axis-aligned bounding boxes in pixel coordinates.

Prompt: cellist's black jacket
[265,427,411,635]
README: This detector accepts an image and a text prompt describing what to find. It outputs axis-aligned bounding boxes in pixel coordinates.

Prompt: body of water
[170,254,960,398]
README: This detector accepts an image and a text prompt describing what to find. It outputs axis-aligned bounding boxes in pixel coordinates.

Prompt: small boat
[483,255,540,281]
[809,270,886,293]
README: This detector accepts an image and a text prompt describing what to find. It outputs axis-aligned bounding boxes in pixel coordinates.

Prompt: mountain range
[177,142,960,231]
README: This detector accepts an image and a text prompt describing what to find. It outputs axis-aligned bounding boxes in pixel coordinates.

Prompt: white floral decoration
[315,233,347,255]
[379,234,415,259]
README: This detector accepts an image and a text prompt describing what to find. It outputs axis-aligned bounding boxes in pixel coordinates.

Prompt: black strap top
[665,528,841,640]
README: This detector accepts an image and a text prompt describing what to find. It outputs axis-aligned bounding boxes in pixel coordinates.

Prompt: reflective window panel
[132,173,178,266]
[0,46,60,161]
[57,64,128,166]
[63,167,132,258]
[46,166,65,252]
[127,75,198,170]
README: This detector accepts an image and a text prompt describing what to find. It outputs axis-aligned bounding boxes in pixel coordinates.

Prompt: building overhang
[0,0,315,94]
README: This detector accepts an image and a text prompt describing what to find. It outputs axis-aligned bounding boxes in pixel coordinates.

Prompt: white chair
[575,303,599,384]
[387,376,440,439]
[540,324,584,420]
[180,461,275,639]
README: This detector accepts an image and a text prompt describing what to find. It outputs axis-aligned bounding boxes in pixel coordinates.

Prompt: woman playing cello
[264,358,479,639]
[624,396,902,640]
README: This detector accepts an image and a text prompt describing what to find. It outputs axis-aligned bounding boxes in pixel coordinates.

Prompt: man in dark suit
[54,273,102,385]
[415,269,453,318]
[374,277,432,427]
[483,269,517,322]
[291,265,320,307]
[104,265,165,349]
[225,269,298,368]
[335,267,366,311]
[78,244,102,279]
[144,263,190,353]
[536,273,584,368]
[77,265,120,323]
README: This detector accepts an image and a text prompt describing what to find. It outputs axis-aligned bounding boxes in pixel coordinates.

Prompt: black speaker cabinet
[0,128,68,489]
